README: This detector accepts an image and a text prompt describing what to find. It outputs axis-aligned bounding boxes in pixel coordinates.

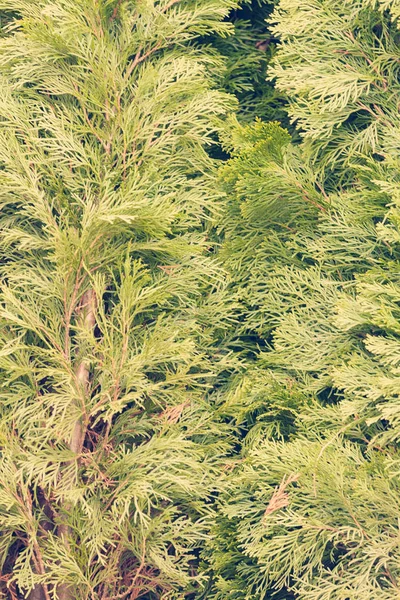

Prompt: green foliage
[0,1,243,598]
[214,438,400,600]
[269,0,400,176]
[5,0,400,598]
[209,0,289,124]
[204,1,400,598]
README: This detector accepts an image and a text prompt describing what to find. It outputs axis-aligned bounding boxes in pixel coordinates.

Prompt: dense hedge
[1,1,400,599]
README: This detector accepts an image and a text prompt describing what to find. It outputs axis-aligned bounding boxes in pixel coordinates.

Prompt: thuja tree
[0,1,241,599]
[204,1,400,599]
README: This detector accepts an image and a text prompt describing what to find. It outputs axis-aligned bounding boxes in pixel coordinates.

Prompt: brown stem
[110,0,123,21]
[125,41,162,79]
[161,0,181,12]
[123,2,182,79]
[63,260,84,360]
[57,288,96,600]
[344,31,388,91]
[24,490,52,600]
[71,289,96,452]
[102,540,147,600]
[72,83,111,154]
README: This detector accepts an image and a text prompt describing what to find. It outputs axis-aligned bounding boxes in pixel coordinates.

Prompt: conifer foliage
[209,0,288,125]
[0,1,239,598]
[4,0,400,599]
[206,1,400,599]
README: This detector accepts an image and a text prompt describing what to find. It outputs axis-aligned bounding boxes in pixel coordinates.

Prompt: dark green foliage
[209,0,289,125]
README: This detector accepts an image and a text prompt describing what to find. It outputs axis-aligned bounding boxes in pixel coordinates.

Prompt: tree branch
[57,288,96,600]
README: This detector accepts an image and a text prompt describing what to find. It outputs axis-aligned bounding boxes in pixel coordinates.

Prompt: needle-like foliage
[209,0,288,125]
[0,1,243,599]
[204,1,400,598]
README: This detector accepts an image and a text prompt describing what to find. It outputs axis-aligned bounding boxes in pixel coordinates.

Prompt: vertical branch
[24,490,52,600]
[70,288,96,454]
[57,288,96,600]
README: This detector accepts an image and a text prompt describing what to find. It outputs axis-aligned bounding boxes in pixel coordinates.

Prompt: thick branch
[57,288,96,600]
[70,289,96,454]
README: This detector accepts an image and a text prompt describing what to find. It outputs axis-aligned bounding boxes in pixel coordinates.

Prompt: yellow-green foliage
[205,1,400,598]
[0,1,241,598]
